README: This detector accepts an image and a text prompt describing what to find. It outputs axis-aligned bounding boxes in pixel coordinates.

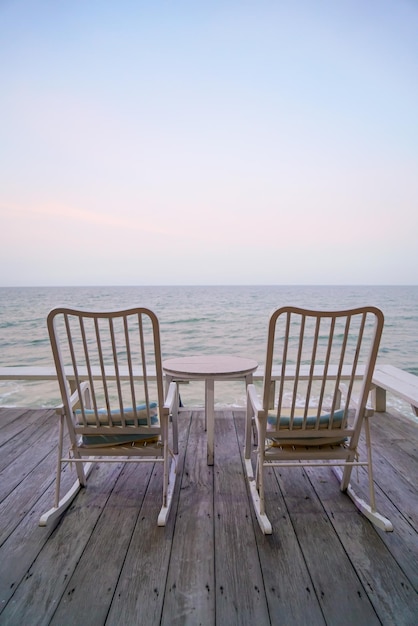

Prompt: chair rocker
[40,307,178,528]
[244,306,393,535]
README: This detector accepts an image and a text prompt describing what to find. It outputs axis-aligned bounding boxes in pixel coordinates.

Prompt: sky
[1,0,417,287]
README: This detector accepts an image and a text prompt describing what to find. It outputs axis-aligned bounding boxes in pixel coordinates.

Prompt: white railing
[0,364,417,415]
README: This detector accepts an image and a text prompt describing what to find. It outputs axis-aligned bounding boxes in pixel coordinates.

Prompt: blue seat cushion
[75,402,160,447]
[266,408,346,446]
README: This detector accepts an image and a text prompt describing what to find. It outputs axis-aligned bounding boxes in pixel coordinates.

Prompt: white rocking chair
[244,306,393,535]
[40,307,178,528]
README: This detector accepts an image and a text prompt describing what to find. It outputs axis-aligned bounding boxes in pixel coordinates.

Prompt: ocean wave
[0,321,20,329]
[164,317,212,325]
[1,285,418,417]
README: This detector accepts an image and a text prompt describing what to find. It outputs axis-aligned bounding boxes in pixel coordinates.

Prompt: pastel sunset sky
[1,0,417,286]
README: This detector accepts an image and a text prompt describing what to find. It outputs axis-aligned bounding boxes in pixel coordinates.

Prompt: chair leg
[244,404,253,459]
[332,461,393,532]
[333,466,393,531]
[364,415,376,511]
[244,456,272,535]
[53,415,65,508]
[172,414,179,456]
[171,383,179,455]
[337,415,393,531]
[158,454,177,526]
[39,461,94,527]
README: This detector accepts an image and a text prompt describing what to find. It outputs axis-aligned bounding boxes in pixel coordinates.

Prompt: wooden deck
[0,406,417,625]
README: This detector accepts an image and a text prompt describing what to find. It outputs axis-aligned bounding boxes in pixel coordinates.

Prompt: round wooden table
[163,355,258,465]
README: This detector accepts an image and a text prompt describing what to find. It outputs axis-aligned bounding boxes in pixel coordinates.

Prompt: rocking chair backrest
[47,307,165,435]
[263,306,384,444]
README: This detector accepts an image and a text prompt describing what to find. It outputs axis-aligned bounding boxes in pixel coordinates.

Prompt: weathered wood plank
[370,408,418,441]
[0,439,75,608]
[339,440,418,592]
[0,415,59,502]
[214,411,270,625]
[161,411,215,626]
[106,412,189,625]
[234,412,327,626]
[49,462,155,625]
[368,411,418,492]
[0,441,62,545]
[104,468,177,624]
[358,437,418,530]
[0,409,56,474]
[0,408,54,470]
[306,465,418,625]
[0,462,125,625]
[275,465,381,625]
[1,407,418,625]
[0,406,32,430]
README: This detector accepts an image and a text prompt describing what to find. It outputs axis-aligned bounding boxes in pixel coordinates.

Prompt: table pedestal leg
[205,378,215,465]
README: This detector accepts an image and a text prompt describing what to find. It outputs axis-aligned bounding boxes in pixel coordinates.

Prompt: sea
[1,285,417,422]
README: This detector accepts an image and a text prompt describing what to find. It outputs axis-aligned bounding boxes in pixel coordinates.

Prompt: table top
[162,355,258,378]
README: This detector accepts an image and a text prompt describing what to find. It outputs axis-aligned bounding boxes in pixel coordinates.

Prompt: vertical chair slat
[109,317,124,425]
[329,315,351,426]
[317,316,335,427]
[94,317,111,419]
[138,313,151,424]
[276,311,290,427]
[305,315,320,423]
[277,316,287,424]
[65,314,87,426]
[343,311,367,420]
[290,313,305,428]
[123,314,138,426]
[151,311,165,423]
[79,316,99,421]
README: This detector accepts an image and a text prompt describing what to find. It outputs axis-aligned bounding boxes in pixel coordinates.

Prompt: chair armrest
[245,383,264,457]
[247,383,263,414]
[55,381,91,415]
[164,381,177,412]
